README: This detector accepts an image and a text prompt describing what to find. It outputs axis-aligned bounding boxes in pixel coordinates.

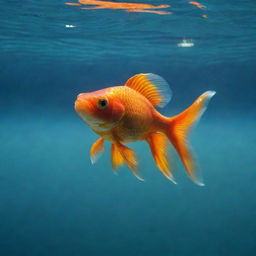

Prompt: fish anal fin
[146,133,176,183]
[124,73,172,107]
[90,138,104,164]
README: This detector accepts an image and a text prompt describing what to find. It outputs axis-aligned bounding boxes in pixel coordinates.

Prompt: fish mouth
[74,95,101,126]
[75,99,106,128]
[74,99,83,113]
[74,93,92,113]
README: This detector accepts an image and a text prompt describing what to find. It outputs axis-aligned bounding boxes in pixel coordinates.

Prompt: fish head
[75,88,125,132]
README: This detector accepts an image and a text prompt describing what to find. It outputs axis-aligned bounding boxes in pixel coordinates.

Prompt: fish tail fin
[164,91,216,185]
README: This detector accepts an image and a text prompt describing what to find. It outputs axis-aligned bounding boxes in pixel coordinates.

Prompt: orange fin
[146,133,176,183]
[111,142,143,181]
[165,91,216,185]
[111,143,125,169]
[125,73,172,107]
[90,138,104,164]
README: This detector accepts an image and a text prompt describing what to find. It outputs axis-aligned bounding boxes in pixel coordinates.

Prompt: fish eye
[97,98,108,110]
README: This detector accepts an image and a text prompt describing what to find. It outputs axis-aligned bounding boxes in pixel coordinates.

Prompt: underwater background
[1,0,256,255]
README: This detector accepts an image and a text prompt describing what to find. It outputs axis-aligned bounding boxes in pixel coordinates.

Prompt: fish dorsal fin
[124,73,172,107]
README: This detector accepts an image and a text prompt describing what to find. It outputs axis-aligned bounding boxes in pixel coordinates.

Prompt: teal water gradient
[1,110,256,255]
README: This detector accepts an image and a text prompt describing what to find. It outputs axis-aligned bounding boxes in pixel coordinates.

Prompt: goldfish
[66,0,171,15]
[75,73,215,185]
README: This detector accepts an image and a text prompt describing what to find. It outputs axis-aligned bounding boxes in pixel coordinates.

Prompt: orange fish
[75,73,215,185]
[66,0,170,14]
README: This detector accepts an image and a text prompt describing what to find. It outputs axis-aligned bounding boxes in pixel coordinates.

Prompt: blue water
[1,0,256,255]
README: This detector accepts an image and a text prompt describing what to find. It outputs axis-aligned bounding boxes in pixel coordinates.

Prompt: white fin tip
[165,175,177,184]
[134,174,145,181]
[195,181,205,186]
[205,90,216,98]
[90,156,96,165]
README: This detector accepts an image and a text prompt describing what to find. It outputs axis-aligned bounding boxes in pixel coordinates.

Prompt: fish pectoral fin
[111,142,143,181]
[146,133,176,184]
[90,138,104,164]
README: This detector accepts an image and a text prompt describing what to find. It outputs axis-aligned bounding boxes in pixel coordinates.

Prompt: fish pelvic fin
[111,143,125,169]
[111,142,143,181]
[90,137,104,164]
[164,91,216,185]
[146,133,176,184]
